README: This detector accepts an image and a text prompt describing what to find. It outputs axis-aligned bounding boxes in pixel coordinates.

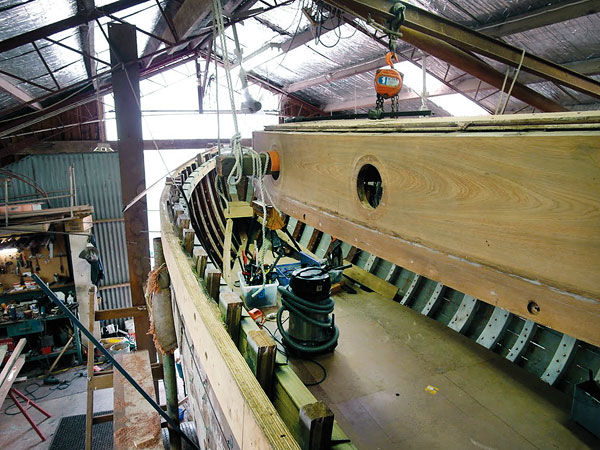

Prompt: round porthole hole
[357,164,383,209]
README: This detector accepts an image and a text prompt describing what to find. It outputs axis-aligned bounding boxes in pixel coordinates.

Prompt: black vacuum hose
[277,286,339,354]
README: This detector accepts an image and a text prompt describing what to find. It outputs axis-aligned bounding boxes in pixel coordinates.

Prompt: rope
[211,0,243,185]
[212,18,221,156]
[495,48,526,115]
[500,49,526,115]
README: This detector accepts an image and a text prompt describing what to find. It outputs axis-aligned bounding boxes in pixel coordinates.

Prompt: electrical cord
[3,370,84,416]
[302,358,327,387]
[263,311,329,387]
[262,320,327,386]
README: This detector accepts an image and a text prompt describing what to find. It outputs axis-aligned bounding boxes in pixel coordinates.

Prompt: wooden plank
[343,263,398,299]
[205,268,221,302]
[254,125,600,346]
[272,364,354,450]
[95,306,147,321]
[299,402,334,450]
[93,363,163,385]
[183,228,195,255]
[113,350,162,450]
[226,201,255,219]
[0,338,26,387]
[160,180,299,449]
[223,219,234,285]
[264,110,600,133]
[195,247,208,279]
[0,355,25,406]
[90,373,113,390]
[236,314,354,449]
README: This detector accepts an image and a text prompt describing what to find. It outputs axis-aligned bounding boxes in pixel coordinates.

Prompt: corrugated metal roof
[0,0,77,40]
[0,0,598,121]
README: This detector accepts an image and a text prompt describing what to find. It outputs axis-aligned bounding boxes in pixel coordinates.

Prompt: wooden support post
[176,214,190,240]
[219,292,243,345]
[222,218,233,285]
[85,287,97,450]
[194,247,208,279]
[298,402,334,450]
[109,21,155,362]
[183,228,195,255]
[153,236,165,266]
[205,268,221,302]
[238,318,277,395]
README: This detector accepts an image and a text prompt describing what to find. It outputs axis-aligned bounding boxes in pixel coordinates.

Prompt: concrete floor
[0,368,113,449]
[287,290,599,450]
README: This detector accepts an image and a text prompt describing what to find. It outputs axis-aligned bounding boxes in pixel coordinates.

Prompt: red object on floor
[8,388,52,441]
[41,346,52,355]
[0,337,15,351]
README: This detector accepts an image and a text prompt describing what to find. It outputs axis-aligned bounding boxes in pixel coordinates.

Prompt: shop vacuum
[277,267,339,357]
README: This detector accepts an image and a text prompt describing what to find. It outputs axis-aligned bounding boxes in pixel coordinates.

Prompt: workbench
[0,284,82,367]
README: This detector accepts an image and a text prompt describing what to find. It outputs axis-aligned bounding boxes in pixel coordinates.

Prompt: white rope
[494,67,510,115]
[211,0,243,186]
[500,49,526,115]
[212,18,221,156]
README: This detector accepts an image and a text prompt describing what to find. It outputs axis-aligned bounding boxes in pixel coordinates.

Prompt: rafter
[477,0,600,37]
[77,0,96,79]
[0,0,151,54]
[0,75,42,110]
[326,0,600,99]
[141,0,182,58]
[291,54,600,108]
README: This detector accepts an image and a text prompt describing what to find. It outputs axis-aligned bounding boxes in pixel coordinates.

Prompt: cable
[500,49,526,115]
[302,359,327,386]
[4,370,84,416]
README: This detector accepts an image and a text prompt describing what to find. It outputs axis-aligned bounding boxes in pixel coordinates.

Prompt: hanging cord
[211,0,243,186]
[494,68,510,115]
[212,17,221,156]
[500,49,526,115]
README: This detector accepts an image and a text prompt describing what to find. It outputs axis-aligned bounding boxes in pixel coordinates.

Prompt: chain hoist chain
[391,95,399,112]
[376,94,384,111]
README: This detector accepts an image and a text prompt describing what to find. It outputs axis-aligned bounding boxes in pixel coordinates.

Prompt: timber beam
[326,0,600,99]
[477,0,600,37]
[0,75,42,110]
[109,22,156,361]
[0,0,152,54]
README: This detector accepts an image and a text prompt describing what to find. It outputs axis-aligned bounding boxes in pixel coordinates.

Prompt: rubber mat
[48,411,113,450]
[48,411,198,450]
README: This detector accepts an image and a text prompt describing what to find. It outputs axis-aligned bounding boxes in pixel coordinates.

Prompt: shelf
[26,348,76,362]
[0,283,74,302]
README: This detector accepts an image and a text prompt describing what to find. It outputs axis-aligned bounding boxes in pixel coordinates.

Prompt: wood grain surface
[254,126,600,346]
